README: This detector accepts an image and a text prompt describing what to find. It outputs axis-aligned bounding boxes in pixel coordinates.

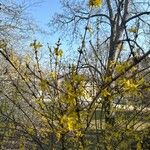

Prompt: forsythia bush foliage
[0,0,150,149]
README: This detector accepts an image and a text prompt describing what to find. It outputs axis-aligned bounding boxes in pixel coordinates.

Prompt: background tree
[0,0,42,49]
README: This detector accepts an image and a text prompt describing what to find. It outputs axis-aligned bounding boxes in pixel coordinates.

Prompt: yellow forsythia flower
[56,132,61,140]
[76,131,83,137]
[30,40,43,50]
[89,0,103,8]
[101,88,111,97]
[115,64,125,73]
[68,117,75,131]
[49,71,57,79]
[60,115,68,125]
[123,79,138,92]
[136,141,142,150]
[39,80,48,92]
[128,27,138,33]
[60,115,77,131]
[54,48,63,57]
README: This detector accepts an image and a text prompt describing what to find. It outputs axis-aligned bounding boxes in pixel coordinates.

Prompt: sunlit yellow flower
[35,98,45,109]
[101,88,111,97]
[60,115,77,131]
[115,64,125,73]
[58,49,63,57]
[128,27,138,33]
[54,48,63,57]
[89,0,103,8]
[60,115,68,125]
[49,71,57,79]
[56,132,61,140]
[115,61,131,74]
[30,40,43,50]
[68,117,75,131]
[76,131,83,137]
[123,79,138,92]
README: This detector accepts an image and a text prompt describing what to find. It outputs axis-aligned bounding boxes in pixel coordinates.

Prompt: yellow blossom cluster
[117,77,145,96]
[54,47,63,57]
[101,88,111,98]
[128,27,138,33]
[123,79,139,92]
[49,71,57,79]
[61,114,78,131]
[10,52,20,67]
[30,40,43,50]
[61,74,86,105]
[89,0,103,8]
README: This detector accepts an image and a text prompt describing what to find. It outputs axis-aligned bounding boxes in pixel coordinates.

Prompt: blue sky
[26,0,78,61]
[31,0,60,27]
[29,0,61,43]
